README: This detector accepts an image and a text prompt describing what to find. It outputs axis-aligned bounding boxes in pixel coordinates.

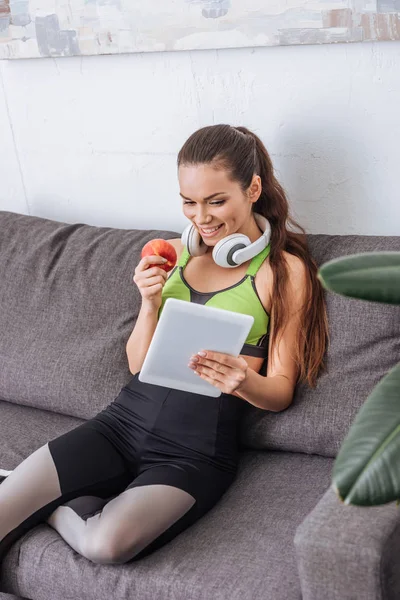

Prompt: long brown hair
[177,124,330,389]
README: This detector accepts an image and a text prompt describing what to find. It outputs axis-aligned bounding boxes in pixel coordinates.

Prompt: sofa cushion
[0,450,333,600]
[240,234,400,457]
[0,211,179,420]
[0,399,85,471]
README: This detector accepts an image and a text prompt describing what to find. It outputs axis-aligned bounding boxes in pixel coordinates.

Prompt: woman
[0,124,329,565]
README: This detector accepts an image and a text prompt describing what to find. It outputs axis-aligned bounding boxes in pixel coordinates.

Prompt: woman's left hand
[188,350,249,395]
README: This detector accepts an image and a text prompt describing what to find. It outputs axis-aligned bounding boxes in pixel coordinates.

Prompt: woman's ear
[248,174,262,203]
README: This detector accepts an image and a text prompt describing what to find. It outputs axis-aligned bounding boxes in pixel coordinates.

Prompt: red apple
[141,239,177,273]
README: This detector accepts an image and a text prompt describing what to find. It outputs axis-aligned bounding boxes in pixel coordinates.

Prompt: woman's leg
[47,482,196,564]
[0,423,135,563]
[0,443,62,541]
[51,459,236,565]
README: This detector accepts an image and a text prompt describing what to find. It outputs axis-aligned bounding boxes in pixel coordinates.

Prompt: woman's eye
[183,200,225,206]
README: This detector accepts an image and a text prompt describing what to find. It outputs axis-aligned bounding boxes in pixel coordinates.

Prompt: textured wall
[0,39,399,234]
[1,0,400,59]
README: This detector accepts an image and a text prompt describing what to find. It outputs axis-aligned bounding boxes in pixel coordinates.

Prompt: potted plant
[317,251,400,507]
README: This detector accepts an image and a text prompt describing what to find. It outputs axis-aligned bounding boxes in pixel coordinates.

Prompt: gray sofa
[0,210,399,600]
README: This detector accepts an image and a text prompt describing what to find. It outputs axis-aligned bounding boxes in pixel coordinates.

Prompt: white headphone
[181,212,271,269]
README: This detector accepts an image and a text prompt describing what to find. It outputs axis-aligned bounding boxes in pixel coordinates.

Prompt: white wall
[0,40,399,236]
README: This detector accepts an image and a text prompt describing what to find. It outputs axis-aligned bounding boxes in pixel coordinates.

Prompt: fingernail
[198,351,206,357]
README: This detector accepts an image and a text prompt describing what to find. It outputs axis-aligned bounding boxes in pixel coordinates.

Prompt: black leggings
[1,373,242,562]
[0,403,237,563]
[48,421,236,560]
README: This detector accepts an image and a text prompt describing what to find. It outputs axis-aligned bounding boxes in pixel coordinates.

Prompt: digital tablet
[138,297,254,397]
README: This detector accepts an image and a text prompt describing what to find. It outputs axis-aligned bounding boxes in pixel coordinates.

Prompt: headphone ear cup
[181,224,208,257]
[181,223,192,249]
[212,234,250,268]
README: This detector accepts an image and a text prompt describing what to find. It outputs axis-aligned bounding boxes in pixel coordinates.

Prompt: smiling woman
[172,125,329,392]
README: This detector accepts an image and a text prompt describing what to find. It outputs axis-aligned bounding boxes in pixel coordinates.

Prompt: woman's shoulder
[282,251,307,276]
[264,250,308,299]
[281,251,309,305]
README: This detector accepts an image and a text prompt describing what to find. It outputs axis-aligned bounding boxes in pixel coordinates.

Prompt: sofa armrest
[294,485,400,600]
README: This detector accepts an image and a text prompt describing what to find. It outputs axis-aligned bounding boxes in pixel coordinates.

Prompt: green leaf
[332,362,400,506]
[317,251,400,305]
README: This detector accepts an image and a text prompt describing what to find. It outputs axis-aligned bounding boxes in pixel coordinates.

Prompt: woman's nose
[197,208,211,224]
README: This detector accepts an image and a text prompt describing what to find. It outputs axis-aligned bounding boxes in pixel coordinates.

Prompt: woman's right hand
[133,255,169,311]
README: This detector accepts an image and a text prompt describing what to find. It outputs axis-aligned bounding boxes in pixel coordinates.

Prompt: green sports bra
[157,243,271,359]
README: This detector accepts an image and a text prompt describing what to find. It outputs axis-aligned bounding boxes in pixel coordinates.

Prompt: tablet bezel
[138,298,254,397]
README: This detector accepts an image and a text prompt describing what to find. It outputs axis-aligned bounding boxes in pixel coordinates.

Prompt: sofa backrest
[240,234,400,457]
[0,211,399,458]
[0,211,178,419]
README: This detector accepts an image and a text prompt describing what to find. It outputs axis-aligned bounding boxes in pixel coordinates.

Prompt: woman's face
[178,164,260,246]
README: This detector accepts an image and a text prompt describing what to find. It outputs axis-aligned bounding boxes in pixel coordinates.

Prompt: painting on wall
[1,0,400,60]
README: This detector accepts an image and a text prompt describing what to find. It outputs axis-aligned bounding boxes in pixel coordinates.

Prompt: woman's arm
[233,253,308,410]
[232,369,294,411]
[125,304,159,375]
[126,238,182,374]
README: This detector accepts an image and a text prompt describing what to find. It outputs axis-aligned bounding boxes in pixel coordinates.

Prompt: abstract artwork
[1,1,400,60]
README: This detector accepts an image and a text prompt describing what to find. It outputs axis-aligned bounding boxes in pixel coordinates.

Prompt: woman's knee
[81,530,139,564]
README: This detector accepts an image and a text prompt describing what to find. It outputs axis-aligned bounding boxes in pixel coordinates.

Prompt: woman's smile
[199,223,224,237]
